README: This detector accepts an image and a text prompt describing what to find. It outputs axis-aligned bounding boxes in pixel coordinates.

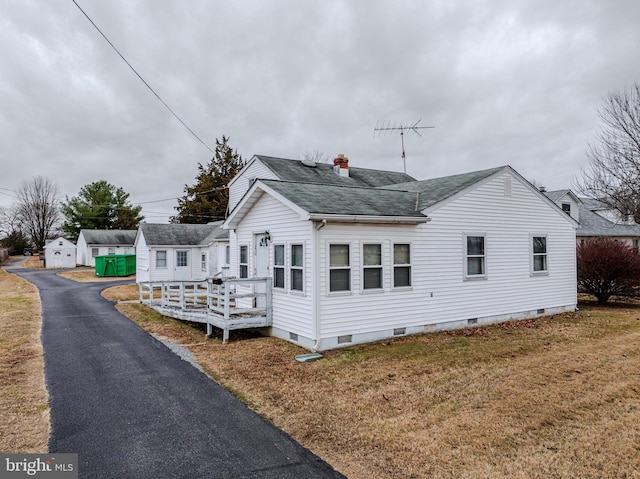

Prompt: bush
[577,238,640,304]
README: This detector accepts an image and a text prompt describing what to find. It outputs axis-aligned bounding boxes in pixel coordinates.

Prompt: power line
[72,0,214,154]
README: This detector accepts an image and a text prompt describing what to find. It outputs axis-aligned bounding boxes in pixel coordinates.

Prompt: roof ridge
[259,178,392,191]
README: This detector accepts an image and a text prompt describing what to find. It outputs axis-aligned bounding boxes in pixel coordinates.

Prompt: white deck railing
[138,277,272,342]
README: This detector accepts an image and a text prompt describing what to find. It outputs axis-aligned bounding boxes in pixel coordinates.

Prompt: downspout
[311,219,327,351]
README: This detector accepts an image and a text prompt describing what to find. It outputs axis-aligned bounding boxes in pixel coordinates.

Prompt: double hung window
[363,244,383,290]
[273,245,285,288]
[329,244,350,292]
[465,235,486,278]
[239,245,248,278]
[532,236,548,273]
[393,243,411,288]
[291,244,304,292]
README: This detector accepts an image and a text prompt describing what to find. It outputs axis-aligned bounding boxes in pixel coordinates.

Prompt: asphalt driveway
[8,265,345,479]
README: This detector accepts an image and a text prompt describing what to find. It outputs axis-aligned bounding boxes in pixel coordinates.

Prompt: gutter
[306,214,430,224]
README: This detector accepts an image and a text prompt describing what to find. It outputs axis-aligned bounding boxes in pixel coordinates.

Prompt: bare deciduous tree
[16,176,61,250]
[300,150,331,164]
[577,81,640,222]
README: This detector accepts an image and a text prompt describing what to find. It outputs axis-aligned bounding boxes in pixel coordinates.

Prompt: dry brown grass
[21,255,43,269]
[109,288,640,479]
[0,269,49,452]
[57,268,133,283]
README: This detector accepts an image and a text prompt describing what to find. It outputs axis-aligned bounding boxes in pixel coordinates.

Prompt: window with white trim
[239,245,248,278]
[91,247,99,257]
[465,235,486,278]
[363,243,382,290]
[225,245,230,265]
[108,247,115,255]
[273,244,285,289]
[156,250,167,268]
[291,244,304,292]
[393,243,411,288]
[532,236,548,273]
[201,253,207,272]
[329,244,350,292]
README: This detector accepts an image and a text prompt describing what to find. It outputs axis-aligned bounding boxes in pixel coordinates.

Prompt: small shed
[44,237,77,269]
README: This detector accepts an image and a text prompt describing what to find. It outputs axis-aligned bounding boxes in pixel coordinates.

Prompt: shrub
[577,238,640,304]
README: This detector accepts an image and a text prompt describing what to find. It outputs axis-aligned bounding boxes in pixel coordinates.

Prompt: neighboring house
[222,155,578,351]
[545,190,640,248]
[44,237,77,269]
[76,229,137,267]
[135,221,229,283]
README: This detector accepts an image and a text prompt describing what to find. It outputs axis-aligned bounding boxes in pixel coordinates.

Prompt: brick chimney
[333,154,349,177]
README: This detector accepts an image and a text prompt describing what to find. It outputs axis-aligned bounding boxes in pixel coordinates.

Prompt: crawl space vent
[337,335,352,344]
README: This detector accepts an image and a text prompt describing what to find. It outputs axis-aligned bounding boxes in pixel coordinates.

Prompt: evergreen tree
[172,136,244,224]
[61,180,143,240]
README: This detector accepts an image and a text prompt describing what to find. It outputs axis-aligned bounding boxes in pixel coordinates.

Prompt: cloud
[1,0,639,222]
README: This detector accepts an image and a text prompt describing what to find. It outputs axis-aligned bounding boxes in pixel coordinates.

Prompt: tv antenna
[374,119,434,173]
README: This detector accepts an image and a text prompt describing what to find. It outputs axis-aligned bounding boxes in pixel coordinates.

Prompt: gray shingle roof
[379,166,506,210]
[576,201,640,237]
[79,229,137,246]
[256,155,416,187]
[261,179,427,218]
[140,223,228,246]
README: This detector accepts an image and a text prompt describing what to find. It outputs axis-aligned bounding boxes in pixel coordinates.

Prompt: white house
[545,190,640,248]
[76,229,137,266]
[44,237,77,269]
[135,222,229,283]
[222,155,579,351]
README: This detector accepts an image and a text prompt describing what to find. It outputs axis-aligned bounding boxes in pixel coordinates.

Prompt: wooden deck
[138,277,272,342]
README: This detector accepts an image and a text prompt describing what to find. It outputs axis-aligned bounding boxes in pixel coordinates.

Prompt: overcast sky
[1,1,639,223]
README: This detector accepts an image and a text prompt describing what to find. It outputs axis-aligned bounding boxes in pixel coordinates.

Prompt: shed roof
[79,229,137,246]
[139,223,228,246]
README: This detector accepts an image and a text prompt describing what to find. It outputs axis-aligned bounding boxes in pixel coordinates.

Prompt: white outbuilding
[44,237,77,269]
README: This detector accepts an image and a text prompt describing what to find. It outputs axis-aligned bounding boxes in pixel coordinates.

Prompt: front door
[255,233,270,307]
[174,249,191,281]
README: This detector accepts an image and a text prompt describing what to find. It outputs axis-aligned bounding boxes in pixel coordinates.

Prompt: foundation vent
[289,332,299,341]
[337,334,352,344]
[467,318,478,325]
[393,328,406,336]
[537,308,545,314]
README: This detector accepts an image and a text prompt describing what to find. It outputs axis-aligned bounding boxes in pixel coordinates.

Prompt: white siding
[317,224,428,338]
[76,233,89,265]
[234,194,315,338]
[135,233,150,283]
[228,159,277,213]
[315,171,577,348]
[554,192,580,223]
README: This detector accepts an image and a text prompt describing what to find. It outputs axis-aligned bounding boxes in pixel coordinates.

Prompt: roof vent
[301,159,317,167]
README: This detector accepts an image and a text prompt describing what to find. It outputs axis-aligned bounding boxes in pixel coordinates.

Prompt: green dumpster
[95,254,136,277]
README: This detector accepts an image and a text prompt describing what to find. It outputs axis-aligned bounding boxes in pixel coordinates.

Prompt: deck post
[223,281,231,344]
[206,323,213,337]
[265,277,273,326]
